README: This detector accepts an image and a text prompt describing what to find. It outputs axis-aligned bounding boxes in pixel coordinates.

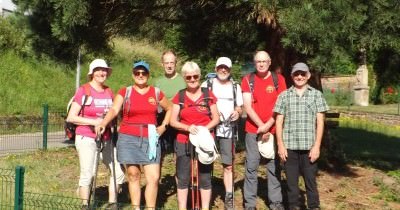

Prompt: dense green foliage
[2,0,400,107]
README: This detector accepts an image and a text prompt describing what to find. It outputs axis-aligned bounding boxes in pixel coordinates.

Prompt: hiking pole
[231,120,239,210]
[190,144,195,210]
[190,143,200,210]
[89,134,103,209]
[110,125,118,205]
[194,151,200,210]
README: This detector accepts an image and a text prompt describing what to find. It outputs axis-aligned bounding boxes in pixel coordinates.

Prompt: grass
[331,104,400,115]
[1,115,400,209]
[0,38,170,116]
[332,117,400,170]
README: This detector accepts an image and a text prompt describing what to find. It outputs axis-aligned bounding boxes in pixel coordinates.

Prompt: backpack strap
[80,83,92,117]
[123,86,133,115]
[178,88,186,119]
[231,79,238,108]
[249,73,255,95]
[178,88,212,119]
[201,87,212,119]
[155,87,162,113]
[206,78,213,91]
[271,71,279,91]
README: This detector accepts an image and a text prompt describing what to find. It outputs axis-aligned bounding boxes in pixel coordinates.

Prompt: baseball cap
[215,57,232,68]
[133,60,150,72]
[257,134,275,159]
[291,62,310,74]
[189,126,219,164]
[88,59,112,75]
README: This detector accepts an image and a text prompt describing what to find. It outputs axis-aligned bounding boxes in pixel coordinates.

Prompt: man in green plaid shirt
[274,62,329,210]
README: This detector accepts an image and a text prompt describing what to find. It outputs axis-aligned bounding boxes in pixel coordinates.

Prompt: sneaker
[224,193,234,210]
[245,207,256,210]
[270,202,284,210]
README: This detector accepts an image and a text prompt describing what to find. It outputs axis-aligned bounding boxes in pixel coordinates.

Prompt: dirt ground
[158,151,400,210]
[209,151,399,210]
[94,150,400,210]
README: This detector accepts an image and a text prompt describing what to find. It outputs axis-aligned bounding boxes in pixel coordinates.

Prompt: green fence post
[43,104,48,150]
[14,166,25,210]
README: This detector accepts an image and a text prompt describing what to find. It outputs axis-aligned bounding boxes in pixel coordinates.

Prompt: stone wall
[321,75,356,92]
[340,111,400,126]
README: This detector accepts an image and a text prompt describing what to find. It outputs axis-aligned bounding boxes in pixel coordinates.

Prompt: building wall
[0,0,17,17]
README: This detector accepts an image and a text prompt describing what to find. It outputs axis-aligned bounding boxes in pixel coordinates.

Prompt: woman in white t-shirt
[67,59,124,210]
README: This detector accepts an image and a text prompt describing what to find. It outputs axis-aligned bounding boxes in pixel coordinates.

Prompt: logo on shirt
[196,101,208,112]
[148,97,157,105]
[266,86,275,93]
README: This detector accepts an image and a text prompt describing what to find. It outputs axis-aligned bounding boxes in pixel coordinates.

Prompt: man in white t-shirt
[201,57,243,210]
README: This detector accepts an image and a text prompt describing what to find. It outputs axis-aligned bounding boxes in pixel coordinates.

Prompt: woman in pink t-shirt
[96,60,171,210]
[66,59,125,209]
[170,61,220,210]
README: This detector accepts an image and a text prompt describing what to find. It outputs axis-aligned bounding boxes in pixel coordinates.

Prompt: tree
[13,0,400,103]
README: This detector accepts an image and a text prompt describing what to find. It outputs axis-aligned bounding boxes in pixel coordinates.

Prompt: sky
[1,0,17,11]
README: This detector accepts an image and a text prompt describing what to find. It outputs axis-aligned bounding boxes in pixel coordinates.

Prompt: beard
[217,74,230,81]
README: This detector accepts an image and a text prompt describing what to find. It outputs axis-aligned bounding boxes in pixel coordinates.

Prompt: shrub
[381,86,399,104]
[0,17,30,55]
[323,87,353,106]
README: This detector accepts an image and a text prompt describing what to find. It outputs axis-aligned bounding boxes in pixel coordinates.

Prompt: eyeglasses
[292,71,307,77]
[133,71,149,77]
[93,68,109,72]
[185,75,200,81]
[255,60,270,64]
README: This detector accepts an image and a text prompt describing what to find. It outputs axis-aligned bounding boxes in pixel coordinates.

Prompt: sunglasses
[292,71,307,77]
[133,71,149,77]
[185,75,200,81]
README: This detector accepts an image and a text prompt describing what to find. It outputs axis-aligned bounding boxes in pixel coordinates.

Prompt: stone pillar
[353,64,369,106]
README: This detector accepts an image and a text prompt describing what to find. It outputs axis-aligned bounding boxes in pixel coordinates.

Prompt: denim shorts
[117,133,161,165]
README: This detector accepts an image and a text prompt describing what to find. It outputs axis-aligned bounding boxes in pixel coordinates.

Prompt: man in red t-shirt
[241,51,287,210]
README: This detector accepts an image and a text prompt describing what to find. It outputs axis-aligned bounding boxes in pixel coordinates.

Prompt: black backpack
[178,87,211,119]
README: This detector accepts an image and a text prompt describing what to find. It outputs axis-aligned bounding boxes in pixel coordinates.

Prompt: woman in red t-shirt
[170,61,220,210]
[67,59,125,209]
[96,60,171,209]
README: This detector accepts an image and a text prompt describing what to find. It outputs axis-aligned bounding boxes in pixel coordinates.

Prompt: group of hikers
[66,50,329,210]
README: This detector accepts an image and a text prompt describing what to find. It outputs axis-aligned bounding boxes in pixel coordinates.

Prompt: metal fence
[0,166,166,210]
[0,104,73,156]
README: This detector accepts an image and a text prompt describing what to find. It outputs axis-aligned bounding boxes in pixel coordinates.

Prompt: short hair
[181,61,201,76]
[161,50,177,62]
[253,50,271,62]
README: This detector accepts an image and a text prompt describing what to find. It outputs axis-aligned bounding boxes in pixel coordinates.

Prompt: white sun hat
[88,59,112,75]
[189,126,219,164]
[257,134,275,159]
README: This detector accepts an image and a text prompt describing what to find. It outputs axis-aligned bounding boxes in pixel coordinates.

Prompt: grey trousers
[243,133,283,208]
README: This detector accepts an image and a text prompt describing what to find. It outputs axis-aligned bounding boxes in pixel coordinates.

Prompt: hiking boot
[309,207,321,210]
[81,204,89,210]
[107,203,118,210]
[270,202,284,210]
[290,206,301,210]
[224,193,234,210]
